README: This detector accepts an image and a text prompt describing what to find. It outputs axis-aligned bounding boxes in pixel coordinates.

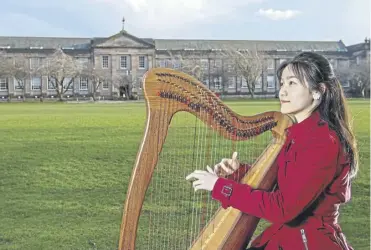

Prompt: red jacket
[212,111,354,250]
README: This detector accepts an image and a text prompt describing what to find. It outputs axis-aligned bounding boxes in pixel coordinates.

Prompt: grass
[0,99,369,250]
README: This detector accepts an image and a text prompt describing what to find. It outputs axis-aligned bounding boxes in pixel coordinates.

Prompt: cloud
[90,0,264,31]
[257,8,301,21]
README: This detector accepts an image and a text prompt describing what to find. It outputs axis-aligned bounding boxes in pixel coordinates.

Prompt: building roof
[0,36,91,49]
[0,35,350,53]
[154,39,348,52]
[90,31,155,48]
[346,41,370,53]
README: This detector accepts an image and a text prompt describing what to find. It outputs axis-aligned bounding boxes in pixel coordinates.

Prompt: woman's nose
[279,88,287,97]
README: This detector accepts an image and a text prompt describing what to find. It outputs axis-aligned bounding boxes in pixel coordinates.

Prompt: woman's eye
[289,81,296,85]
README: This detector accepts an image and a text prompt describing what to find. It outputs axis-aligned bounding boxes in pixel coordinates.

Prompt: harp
[119,68,295,250]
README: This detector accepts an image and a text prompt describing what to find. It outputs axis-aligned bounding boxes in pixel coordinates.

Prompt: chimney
[365,37,370,50]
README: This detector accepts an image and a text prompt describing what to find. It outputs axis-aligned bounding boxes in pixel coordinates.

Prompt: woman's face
[279,65,316,122]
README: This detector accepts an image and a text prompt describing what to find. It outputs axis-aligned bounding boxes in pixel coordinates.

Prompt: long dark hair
[277,52,359,179]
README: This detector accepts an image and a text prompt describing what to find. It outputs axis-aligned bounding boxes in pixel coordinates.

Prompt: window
[267,59,274,69]
[214,59,222,68]
[48,78,56,90]
[31,77,41,90]
[356,56,360,65]
[329,59,337,69]
[203,77,209,87]
[228,76,235,89]
[214,76,222,89]
[63,78,73,90]
[201,59,208,71]
[241,77,247,88]
[80,78,88,90]
[342,80,350,88]
[14,78,23,90]
[173,61,181,69]
[139,56,146,69]
[102,56,109,68]
[120,56,128,69]
[0,78,8,91]
[102,80,109,89]
[255,75,262,88]
[267,75,275,89]
[158,59,167,67]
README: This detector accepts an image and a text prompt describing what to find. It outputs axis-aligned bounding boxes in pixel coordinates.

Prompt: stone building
[0,18,369,100]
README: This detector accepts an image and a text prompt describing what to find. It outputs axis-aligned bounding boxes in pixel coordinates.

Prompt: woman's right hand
[213,152,240,177]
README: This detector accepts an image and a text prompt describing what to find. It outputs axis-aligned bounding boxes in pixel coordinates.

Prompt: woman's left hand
[186,166,219,191]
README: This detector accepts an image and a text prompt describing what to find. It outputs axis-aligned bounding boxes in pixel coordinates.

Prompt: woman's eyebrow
[285,76,299,80]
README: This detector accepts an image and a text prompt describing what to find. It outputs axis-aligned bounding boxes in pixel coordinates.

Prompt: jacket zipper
[300,229,309,250]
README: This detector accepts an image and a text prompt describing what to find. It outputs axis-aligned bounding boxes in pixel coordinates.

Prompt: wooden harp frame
[118,68,295,250]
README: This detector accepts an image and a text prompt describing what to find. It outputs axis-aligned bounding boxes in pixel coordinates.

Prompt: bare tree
[40,48,83,101]
[336,62,370,98]
[0,53,42,101]
[222,49,266,98]
[352,63,370,97]
[161,50,229,95]
[166,50,210,82]
[80,62,112,101]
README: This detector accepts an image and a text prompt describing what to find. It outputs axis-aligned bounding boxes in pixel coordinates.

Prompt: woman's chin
[280,107,290,114]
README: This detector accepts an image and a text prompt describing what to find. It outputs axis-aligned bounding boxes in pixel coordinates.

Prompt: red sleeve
[211,136,340,224]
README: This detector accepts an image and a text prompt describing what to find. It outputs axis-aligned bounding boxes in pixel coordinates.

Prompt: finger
[220,162,233,174]
[194,170,207,174]
[231,152,239,170]
[221,158,228,164]
[186,170,208,180]
[192,180,204,187]
[185,173,200,180]
[206,165,214,174]
[232,151,238,161]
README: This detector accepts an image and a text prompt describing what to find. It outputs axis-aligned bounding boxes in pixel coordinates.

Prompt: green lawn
[0,99,369,250]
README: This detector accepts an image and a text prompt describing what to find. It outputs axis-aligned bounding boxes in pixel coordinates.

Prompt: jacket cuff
[212,177,255,210]
[211,178,236,209]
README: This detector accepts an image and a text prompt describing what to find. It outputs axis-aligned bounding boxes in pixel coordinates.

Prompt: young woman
[186,52,358,250]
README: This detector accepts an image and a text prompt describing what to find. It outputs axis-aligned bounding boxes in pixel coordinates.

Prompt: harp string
[189,109,198,246]
[181,112,193,249]
[195,98,206,245]
[152,88,166,249]
[200,95,212,245]
[198,93,209,243]
[160,89,169,249]
[159,87,171,248]
[172,110,179,250]
[166,94,173,249]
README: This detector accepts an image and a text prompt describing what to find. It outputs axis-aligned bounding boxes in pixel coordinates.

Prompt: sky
[0,0,369,46]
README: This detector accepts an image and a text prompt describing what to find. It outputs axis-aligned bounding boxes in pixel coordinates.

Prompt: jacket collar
[285,111,325,139]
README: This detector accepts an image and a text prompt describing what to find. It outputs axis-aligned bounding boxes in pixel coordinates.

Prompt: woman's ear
[313,92,321,100]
